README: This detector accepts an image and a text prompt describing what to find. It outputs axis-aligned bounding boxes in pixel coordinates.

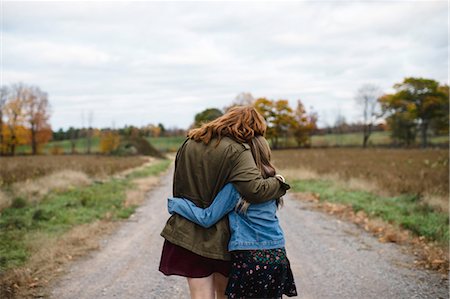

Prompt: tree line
[195,77,448,149]
[1,76,447,155]
[194,94,318,149]
[0,83,52,155]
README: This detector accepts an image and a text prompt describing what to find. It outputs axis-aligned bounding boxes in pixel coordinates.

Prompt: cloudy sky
[2,0,448,130]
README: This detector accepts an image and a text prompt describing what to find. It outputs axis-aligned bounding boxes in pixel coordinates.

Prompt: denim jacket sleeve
[167,183,240,228]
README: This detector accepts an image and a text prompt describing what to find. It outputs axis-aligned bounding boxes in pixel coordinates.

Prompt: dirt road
[49,170,448,299]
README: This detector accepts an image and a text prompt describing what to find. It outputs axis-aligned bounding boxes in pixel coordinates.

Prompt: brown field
[272,148,449,199]
[0,155,148,186]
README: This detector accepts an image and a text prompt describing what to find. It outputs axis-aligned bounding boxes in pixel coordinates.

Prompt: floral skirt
[225,248,298,299]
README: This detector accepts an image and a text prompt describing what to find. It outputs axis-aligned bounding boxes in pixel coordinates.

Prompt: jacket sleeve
[167,183,240,228]
[228,146,290,204]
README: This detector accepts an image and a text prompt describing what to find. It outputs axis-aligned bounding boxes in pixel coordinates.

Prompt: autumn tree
[380,77,448,147]
[254,98,277,145]
[0,86,8,155]
[194,108,223,127]
[355,84,383,148]
[147,124,161,137]
[23,86,52,154]
[254,98,317,149]
[0,83,52,155]
[4,84,29,155]
[100,130,121,154]
[291,100,317,148]
[271,100,296,148]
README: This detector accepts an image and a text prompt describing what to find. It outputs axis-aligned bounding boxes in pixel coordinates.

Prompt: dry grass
[114,157,156,179]
[339,177,383,196]
[422,194,449,213]
[0,158,167,298]
[0,155,147,186]
[273,148,449,207]
[282,168,383,195]
[12,170,91,204]
[0,220,119,298]
[280,168,320,181]
[124,176,160,207]
[0,190,11,211]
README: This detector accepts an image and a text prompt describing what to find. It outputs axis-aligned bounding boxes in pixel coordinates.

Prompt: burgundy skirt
[159,239,231,278]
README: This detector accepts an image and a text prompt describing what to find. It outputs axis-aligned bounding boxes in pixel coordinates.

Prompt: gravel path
[49,170,448,299]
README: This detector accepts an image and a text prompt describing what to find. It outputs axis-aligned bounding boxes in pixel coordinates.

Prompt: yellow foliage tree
[100,131,121,154]
[1,123,30,154]
[291,100,317,148]
[23,85,52,154]
[254,98,317,148]
[3,86,28,155]
[0,83,52,155]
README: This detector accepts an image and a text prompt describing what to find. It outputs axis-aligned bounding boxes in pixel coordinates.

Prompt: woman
[168,135,298,298]
[159,106,290,299]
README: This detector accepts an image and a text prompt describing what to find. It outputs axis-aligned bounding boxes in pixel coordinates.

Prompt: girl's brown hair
[188,106,267,145]
[237,135,283,212]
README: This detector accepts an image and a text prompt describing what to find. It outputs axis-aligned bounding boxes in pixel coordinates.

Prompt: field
[273,148,449,247]
[0,146,448,296]
[0,156,171,298]
[15,136,187,155]
[0,155,147,186]
[311,131,448,147]
[273,148,449,199]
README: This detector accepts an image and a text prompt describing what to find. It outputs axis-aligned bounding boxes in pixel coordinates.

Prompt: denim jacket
[167,183,285,251]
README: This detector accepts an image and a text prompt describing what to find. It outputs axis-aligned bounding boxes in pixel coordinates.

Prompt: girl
[168,136,298,299]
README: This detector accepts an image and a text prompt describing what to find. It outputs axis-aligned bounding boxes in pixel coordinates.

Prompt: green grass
[290,179,449,245]
[15,132,448,154]
[126,159,172,179]
[311,131,448,147]
[146,136,186,152]
[16,136,187,154]
[16,137,102,155]
[266,131,448,148]
[0,159,171,273]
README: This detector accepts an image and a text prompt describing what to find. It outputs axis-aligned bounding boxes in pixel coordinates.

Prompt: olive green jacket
[160,136,290,261]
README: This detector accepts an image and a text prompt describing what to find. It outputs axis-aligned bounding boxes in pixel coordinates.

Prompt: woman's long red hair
[188,106,267,145]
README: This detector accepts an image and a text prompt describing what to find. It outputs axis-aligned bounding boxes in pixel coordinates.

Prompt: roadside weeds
[0,158,172,299]
[292,191,449,278]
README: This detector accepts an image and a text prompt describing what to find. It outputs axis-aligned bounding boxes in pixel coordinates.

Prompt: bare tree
[333,110,346,146]
[5,83,26,155]
[224,92,255,111]
[355,84,383,148]
[87,111,93,154]
[70,127,77,154]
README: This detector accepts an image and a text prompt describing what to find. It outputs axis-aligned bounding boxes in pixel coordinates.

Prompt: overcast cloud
[2,1,448,129]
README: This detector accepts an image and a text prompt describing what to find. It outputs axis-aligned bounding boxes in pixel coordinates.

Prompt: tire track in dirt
[50,169,448,298]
